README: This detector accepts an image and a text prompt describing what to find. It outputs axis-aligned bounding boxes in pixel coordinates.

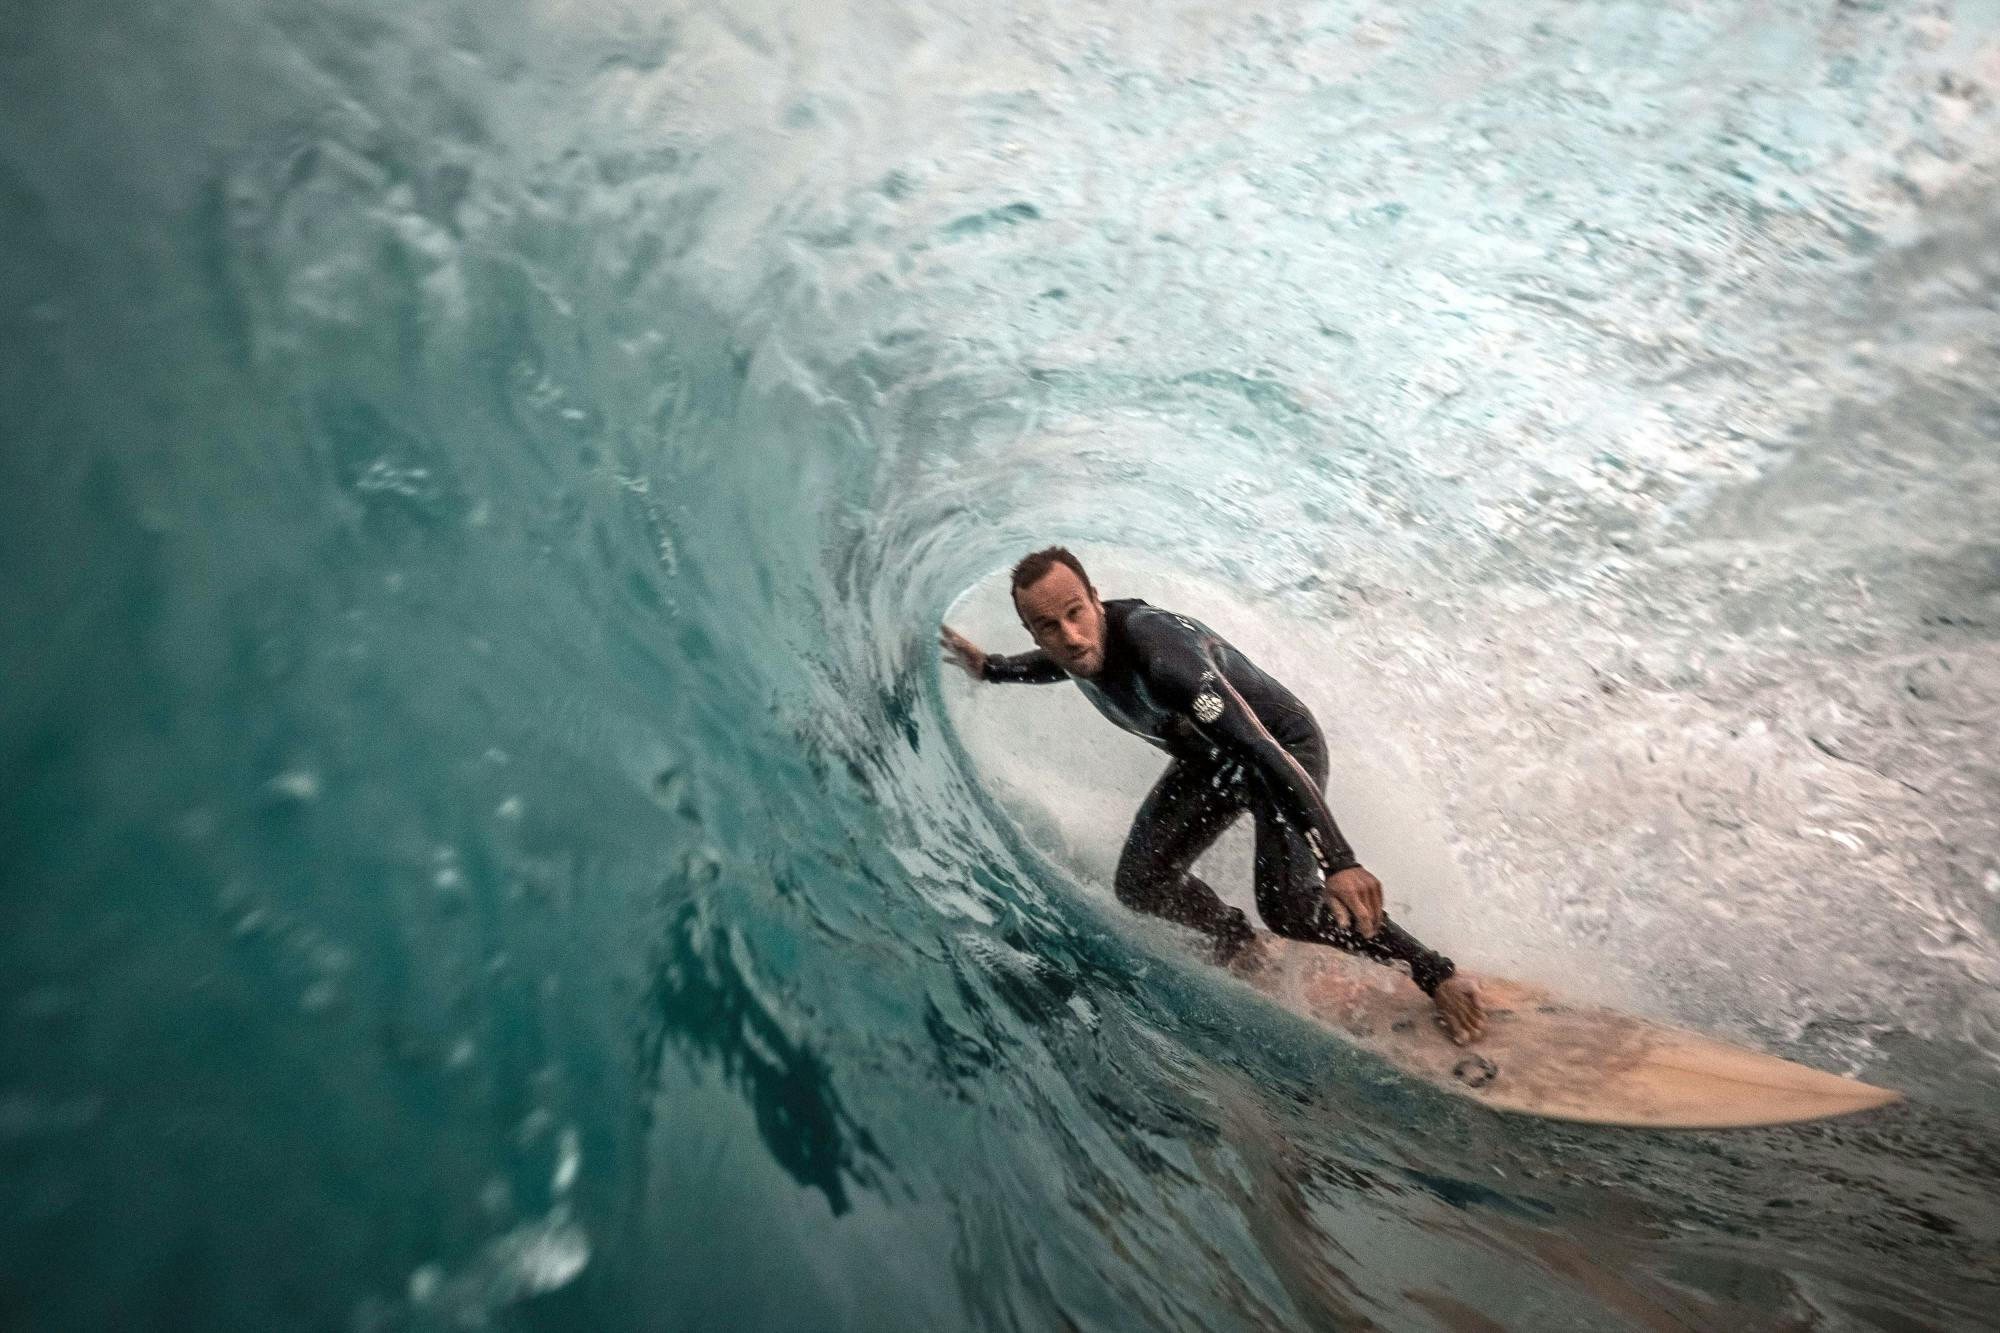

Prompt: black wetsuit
[983,598,1456,994]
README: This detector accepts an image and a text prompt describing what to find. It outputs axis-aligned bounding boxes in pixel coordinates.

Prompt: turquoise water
[4,1,1999,1328]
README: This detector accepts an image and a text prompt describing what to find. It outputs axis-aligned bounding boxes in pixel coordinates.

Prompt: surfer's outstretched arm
[980,651,1067,684]
[939,625,1066,684]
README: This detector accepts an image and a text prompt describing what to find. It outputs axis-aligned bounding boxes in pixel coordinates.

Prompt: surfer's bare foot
[1432,975,1484,1045]
[1223,932,1272,978]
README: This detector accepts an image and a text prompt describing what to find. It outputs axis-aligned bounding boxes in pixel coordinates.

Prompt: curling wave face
[3,0,1998,1328]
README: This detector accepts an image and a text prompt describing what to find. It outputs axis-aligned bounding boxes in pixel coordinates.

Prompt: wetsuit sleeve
[980,650,1067,685]
[1139,631,1360,876]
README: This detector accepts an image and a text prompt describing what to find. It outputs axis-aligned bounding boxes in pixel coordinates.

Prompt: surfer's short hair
[1010,546,1094,599]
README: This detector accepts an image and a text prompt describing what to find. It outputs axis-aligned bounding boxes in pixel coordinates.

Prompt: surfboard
[1247,940,1901,1128]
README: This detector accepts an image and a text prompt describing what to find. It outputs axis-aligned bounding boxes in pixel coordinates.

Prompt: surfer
[941,547,1485,1045]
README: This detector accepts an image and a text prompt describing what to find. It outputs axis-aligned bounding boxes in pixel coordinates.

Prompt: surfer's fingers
[1435,980,1483,1045]
[1362,880,1383,935]
[937,628,981,673]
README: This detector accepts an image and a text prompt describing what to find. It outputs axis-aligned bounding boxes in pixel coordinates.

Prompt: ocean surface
[4,1,1999,1329]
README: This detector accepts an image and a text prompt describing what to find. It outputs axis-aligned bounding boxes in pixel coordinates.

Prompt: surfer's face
[1014,564,1107,678]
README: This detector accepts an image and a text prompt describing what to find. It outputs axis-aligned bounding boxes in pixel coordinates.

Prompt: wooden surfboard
[1249,940,1902,1128]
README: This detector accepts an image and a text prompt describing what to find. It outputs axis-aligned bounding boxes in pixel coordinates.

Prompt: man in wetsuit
[941,547,1485,1044]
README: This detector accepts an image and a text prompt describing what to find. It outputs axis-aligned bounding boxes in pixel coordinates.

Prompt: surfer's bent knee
[1258,904,1324,944]
[1111,857,1154,909]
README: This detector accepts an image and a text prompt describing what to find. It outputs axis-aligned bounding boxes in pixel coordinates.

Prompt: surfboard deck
[1246,940,1901,1128]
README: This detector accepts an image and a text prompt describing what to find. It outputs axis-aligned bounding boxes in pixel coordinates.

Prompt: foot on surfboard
[1223,931,1274,979]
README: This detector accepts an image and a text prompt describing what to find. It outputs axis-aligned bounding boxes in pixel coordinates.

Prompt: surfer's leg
[1114,759,1255,961]
[1249,743,1459,996]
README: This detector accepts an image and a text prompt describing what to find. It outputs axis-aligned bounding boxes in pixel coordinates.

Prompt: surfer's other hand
[939,624,986,680]
[1432,975,1484,1046]
[1325,866,1383,938]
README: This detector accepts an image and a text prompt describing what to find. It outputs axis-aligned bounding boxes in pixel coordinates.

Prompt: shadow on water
[635,903,887,1217]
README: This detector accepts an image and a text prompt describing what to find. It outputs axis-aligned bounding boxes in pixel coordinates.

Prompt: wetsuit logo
[1192,690,1224,723]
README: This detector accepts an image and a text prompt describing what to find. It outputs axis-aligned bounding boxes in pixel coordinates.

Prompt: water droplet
[267,770,321,801]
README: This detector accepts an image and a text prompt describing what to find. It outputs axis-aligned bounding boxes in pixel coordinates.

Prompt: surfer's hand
[939,625,987,680]
[1325,867,1383,938]
[1432,975,1484,1046]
